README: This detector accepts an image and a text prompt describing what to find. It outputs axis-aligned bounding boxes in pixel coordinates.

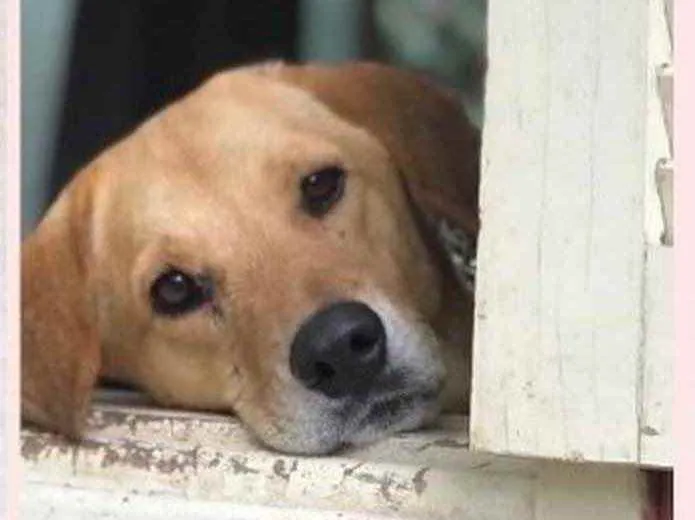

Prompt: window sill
[21,391,644,519]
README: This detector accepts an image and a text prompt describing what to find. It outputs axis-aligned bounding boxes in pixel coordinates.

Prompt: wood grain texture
[471,0,649,463]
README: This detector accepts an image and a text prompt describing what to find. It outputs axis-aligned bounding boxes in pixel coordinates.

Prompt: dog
[21,61,480,454]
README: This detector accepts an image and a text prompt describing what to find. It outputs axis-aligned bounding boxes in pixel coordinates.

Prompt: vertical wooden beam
[471,0,649,463]
[639,0,674,467]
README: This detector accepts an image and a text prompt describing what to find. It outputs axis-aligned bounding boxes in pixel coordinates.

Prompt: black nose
[290,301,387,398]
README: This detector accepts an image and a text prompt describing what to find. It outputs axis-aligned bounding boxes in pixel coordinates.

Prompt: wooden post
[471,0,653,464]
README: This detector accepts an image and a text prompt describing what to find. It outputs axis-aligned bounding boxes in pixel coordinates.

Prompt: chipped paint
[641,426,660,437]
[21,429,72,462]
[227,455,260,475]
[21,404,644,519]
[416,437,470,452]
[97,441,197,474]
[272,459,298,481]
[412,467,429,495]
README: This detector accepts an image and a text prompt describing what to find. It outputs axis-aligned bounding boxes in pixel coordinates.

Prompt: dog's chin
[254,388,441,455]
[341,390,441,448]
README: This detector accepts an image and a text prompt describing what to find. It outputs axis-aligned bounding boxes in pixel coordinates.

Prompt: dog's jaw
[242,293,446,455]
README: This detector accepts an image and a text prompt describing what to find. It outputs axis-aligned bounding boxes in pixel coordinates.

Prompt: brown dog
[21,62,479,454]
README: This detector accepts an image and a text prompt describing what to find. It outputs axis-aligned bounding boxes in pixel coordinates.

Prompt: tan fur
[21,62,479,453]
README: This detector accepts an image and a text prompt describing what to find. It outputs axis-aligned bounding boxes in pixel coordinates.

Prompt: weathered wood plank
[639,0,673,468]
[471,0,649,463]
[21,405,644,520]
[640,246,674,467]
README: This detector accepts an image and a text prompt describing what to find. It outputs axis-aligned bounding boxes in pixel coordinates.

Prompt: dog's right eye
[150,268,213,317]
[300,166,346,217]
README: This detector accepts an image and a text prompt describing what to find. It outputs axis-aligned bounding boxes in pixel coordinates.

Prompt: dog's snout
[290,301,386,398]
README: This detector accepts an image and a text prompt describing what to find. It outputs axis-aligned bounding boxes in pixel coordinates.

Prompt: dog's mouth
[255,366,443,455]
[348,389,439,434]
[323,370,442,450]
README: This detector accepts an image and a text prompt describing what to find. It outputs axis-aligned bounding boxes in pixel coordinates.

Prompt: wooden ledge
[22,399,644,519]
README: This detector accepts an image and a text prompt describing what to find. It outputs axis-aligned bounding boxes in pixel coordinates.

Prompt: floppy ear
[254,61,480,236]
[21,172,101,439]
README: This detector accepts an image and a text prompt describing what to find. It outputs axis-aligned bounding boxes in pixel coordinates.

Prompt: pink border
[674,0,694,518]
[4,0,19,517]
[1,2,691,519]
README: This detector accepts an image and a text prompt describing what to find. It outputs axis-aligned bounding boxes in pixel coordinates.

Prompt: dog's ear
[21,171,101,439]
[255,61,480,236]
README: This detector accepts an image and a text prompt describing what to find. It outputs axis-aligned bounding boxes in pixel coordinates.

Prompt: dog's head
[22,62,479,454]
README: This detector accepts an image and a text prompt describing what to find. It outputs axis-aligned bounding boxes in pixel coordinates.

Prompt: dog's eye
[150,268,213,317]
[300,166,346,217]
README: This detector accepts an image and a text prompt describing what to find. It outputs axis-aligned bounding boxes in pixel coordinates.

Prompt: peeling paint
[272,459,298,481]
[21,406,644,520]
[641,426,660,437]
[228,456,260,475]
[21,431,74,463]
[349,470,412,505]
[416,437,469,452]
[412,467,429,495]
[341,462,365,479]
[98,441,197,475]
[206,453,222,468]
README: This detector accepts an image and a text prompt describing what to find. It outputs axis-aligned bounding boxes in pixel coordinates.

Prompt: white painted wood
[663,0,673,47]
[645,0,673,246]
[21,485,397,520]
[471,0,650,463]
[639,0,674,467]
[21,405,644,520]
[640,246,674,466]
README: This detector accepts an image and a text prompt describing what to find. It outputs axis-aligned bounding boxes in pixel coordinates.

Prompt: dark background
[51,1,303,202]
[22,0,487,232]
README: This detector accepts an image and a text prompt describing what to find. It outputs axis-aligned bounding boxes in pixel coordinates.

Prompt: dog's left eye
[300,166,346,217]
[150,268,213,317]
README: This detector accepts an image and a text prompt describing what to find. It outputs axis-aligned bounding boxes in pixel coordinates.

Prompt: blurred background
[21,0,486,235]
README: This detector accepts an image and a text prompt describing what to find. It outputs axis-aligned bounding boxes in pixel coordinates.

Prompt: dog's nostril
[290,301,387,399]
